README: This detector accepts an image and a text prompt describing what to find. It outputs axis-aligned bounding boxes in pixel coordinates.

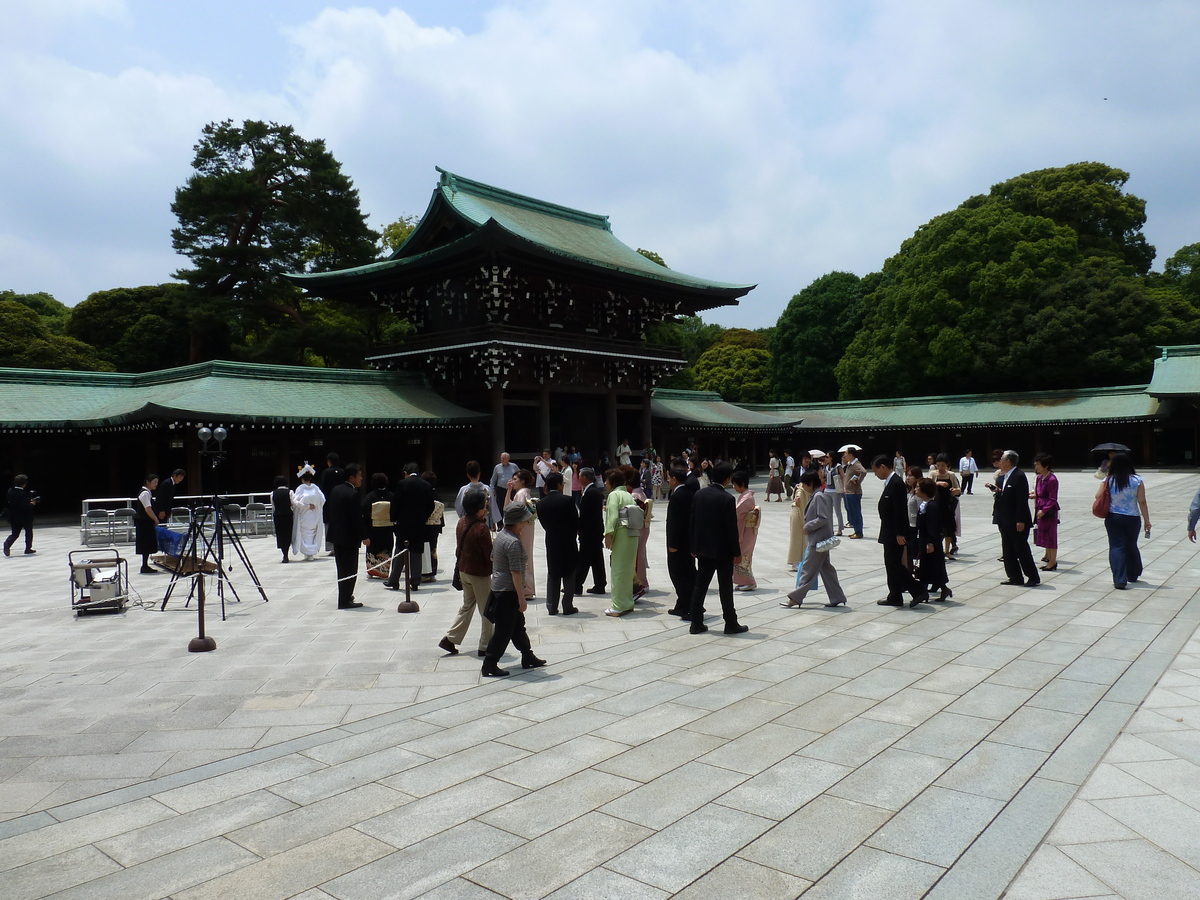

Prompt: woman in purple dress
[1032,454,1059,571]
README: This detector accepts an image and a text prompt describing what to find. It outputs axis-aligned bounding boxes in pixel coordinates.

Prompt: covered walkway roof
[1148,345,1200,397]
[0,361,487,432]
[651,389,799,432]
[744,384,1168,431]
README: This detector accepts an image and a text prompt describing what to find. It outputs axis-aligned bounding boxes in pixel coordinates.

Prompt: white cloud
[1,0,1198,324]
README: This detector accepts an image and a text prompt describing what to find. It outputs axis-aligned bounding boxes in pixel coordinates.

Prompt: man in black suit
[385,462,435,592]
[993,450,1040,587]
[319,452,345,553]
[575,467,607,594]
[665,465,696,616]
[687,461,748,635]
[154,469,186,521]
[537,472,579,615]
[873,456,929,608]
[326,463,369,609]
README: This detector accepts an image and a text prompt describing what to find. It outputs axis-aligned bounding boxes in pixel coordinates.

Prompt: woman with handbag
[781,471,847,608]
[439,487,495,657]
[1096,453,1151,590]
[731,471,759,591]
[480,502,546,676]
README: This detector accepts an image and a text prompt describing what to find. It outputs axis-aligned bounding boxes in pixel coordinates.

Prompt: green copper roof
[651,389,800,432]
[1148,345,1200,396]
[744,384,1166,431]
[0,361,487,431]
[289,168,755,301]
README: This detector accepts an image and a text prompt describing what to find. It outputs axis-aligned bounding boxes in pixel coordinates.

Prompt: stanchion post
[397,539,420,613]
[188,572,217,652]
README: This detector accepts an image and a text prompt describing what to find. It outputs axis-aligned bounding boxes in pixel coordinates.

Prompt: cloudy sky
[2,0,1197,327]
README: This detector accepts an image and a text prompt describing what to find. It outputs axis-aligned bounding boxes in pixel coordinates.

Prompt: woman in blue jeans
[1096,453,1151,590]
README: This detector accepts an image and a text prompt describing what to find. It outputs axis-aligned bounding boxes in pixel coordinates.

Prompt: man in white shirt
[783,449,795,495]
[534,450,553,497]
[958,449,979,495]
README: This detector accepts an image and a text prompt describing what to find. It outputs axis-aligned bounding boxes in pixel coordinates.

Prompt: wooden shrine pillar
[641,391,653,456]
[490,386,506,462]
[606,389,619,463]
[538,384,551,453]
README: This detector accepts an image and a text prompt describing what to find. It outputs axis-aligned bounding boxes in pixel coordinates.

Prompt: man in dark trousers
[537,472,579,615]
[4,474,39,556]
[574,467,607,595]
[154,469,186,521]
[993,450,1040,587]
[326,463,369,609]
[686,461,748,635]
[665,465,696,616]
[873,455,929,608]
[385,462,435,592]
[319,452,345,553]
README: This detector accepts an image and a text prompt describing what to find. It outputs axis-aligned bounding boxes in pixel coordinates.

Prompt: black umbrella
[1092,443,1131,452]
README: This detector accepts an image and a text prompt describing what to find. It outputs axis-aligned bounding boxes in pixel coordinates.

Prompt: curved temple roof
[0,361,487,432]
[288,168,755,307]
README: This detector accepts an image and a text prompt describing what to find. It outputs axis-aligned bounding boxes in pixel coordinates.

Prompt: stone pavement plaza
[4,471,1200,899]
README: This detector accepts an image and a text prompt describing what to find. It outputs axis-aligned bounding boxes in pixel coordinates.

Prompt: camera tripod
[159,499,269,620]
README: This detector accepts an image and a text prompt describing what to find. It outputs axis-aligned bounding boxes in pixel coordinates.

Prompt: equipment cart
[69,549,129,614]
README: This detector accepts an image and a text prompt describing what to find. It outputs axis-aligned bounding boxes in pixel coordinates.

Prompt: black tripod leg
[220,519,269,602]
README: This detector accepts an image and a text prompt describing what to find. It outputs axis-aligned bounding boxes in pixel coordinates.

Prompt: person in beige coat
[787,477,811,570]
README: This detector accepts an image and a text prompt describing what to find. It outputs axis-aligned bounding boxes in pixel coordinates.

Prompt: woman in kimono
[628,467,652,600]
[504,468,537,599]
[765,450,785,502]
[362,472,394,578]
[270,475,295,563]
[602,468,639,616]
[291,464,325,560]
[1033,454,1060,571]
[787,474,811,572]
[732,471,759,591]
[915,478,952,601]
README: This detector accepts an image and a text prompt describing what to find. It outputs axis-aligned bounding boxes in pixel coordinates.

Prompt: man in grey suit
[781,471,848,608]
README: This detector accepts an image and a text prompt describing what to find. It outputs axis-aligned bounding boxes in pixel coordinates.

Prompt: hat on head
[503,502,534,525]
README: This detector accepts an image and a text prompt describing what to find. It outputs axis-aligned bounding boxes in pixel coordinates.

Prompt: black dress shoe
[999,579,1024,586]
[1114,583,1128,590]
[438,637,459,655]
[586,586,607,594]
[938,587,953,601]
[876,598,903,606]
[824,601,846,608]
[521,653,547,669]
[1025,579,1040,587]
[561,606,578,615]
[690,622,709,634]
[666,607,687,617]
[546,606,559,615]
[383,583,400,591]
[724,623,749,634]
[909,591,929,607]
[339,601,364,609]
[482,661,510,677]
[477,650,487,657]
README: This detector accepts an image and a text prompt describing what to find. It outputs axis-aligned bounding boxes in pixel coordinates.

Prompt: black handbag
[482,590,499,623]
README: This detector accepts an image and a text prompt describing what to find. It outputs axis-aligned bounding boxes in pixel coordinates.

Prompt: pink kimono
[734,488,759,588]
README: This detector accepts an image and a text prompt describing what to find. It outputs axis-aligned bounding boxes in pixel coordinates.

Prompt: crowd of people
[3,439,1180,677]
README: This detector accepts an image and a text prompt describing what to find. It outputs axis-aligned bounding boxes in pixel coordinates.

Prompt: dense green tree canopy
[770,271,873,402]
[693,343,771,402]
[0,301,112,371]
[834,162,1169,398]
[1,290,71,335]
[67,284,190,372]
[171,119,379,364]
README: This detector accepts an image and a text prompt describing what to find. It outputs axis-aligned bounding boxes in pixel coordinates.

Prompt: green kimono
[604,485,639,612]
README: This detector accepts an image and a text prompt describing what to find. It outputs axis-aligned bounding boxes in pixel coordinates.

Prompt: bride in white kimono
[291,464,325,560]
